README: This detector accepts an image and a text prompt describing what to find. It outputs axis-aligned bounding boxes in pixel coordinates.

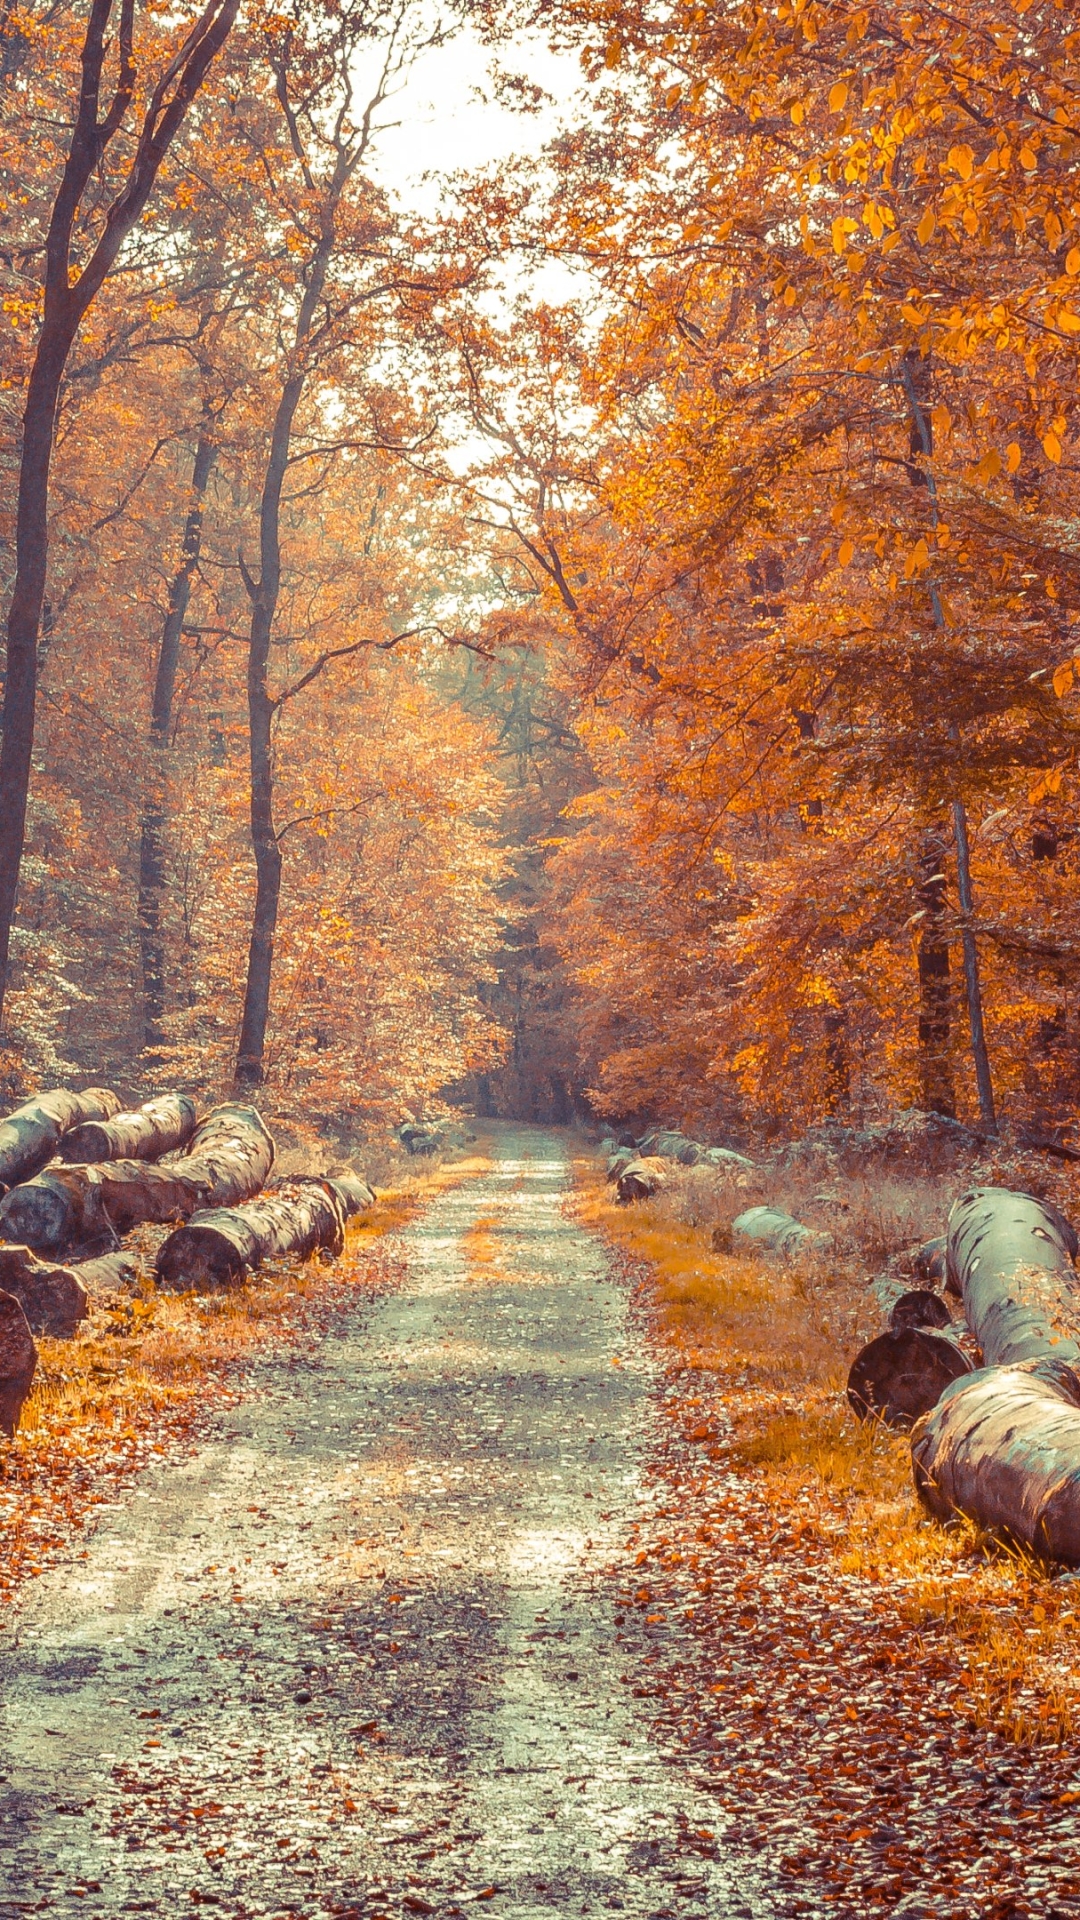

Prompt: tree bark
[156,1178,347,1292]
[0,1086,120,1189]
[0,0,238,1028]
[0,1102,273,1253]
[912,1186,1080,1562]
[138,431,217,1048]
[56,1093,197,1165]
[324,1169,375,1217]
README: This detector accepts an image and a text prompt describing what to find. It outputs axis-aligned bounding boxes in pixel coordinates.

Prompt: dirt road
[0,1128,772,1918]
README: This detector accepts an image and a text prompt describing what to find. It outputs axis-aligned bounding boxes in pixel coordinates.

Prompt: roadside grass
[573,1147,1080,1745]
[0,1146,492,1603]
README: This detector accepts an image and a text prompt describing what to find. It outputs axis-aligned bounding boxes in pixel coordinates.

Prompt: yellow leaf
[832,216,858,254]
[1058,309,1080,334]
[790,100,806,126]
[948,144,974,181]
[1067,246,1080,276]
[1006,441,1022,472]
[900,302,925,326]
[917,208,936,245]
[838,538,855,566]
[603,37,622,67]
[829,80,849,113]
[1047,768,1063,794]
[1029,775,1048,806]
[977,448,1003,482]
[665,84,682,109]
[1043,431,1063,463]
[1019,144,1038,170]
[1052,663,1074,698]
[931,403,951,436]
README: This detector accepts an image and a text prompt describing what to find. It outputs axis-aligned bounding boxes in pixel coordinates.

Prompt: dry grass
[573,1145,1080,1745]
[1,1145,493,1603]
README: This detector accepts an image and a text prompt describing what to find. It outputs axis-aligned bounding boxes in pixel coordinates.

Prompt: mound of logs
[0,1244,89,1338]
[156,1170,370,1292]
[912,1187,1080,1563]
[616,1156,668,1203]
[0,1103,274,1254]
[57,1093,198,1165]
[0,1289,36,1436]
[0,1087,120,1192]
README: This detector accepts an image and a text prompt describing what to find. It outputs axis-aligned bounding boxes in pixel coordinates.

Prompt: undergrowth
[574,1146,1080,1746]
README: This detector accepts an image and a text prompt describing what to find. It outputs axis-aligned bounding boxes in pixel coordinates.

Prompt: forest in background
[1,0,1078,1147]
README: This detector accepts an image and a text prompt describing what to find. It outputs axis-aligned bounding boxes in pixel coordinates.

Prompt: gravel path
[0,1127,769,1918]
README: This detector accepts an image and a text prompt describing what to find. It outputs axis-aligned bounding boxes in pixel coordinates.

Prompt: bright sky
[363,23,587,213]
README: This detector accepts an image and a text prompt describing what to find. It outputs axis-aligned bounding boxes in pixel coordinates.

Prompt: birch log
[156,1179,346,1292]
[0,1104,274,1254]
[912,1186,1080,1563]
[56,1093,198,1165]
[0,1244,88,1337]
[0,1087,120,1191]
[323,1169,375,1217]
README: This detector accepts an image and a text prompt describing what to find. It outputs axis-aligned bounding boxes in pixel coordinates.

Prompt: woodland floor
[2,1125,1080,1918]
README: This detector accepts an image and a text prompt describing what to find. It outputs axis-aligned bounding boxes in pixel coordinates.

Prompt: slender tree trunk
[233,374,304,1087]
[900,354,997,1131]
[0,332,68,1018]
[916,830,955,1117]
[138,431,216,1048]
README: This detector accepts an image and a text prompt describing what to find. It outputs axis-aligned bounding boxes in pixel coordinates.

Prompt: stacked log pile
[0,1083,378,1434]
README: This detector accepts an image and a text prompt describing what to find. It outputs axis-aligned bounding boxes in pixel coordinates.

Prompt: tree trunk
[952,797,997,1132]
[0,1102,273,1253]
[56,1092,197,1165]
[138,431,217,1048]
[912,1186,1080,1562]
[916,830,955,1116]
[0,1085,120,1189]
[156,1178,347,1292]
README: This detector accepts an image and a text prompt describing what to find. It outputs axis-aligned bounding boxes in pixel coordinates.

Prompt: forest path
[0,1126,770,1920]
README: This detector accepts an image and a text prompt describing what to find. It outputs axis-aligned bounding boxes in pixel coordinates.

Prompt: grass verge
[572,1147,1080,1746]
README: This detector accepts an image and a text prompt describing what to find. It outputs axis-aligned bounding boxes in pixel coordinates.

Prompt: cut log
[0,1289,36,1435]
[616,1156,668,1203]
[701,1145,757,1170]
[606,1148,637,1183]
[848,1326,972,1428]
[945,1185,1080,1368]
[0,1103,274,1254]
[913,1359,1080,1563]
[0,1244,88,1338]
[155,1179,346,1293]
[323,1169,375,1218]
[56,1093,198,1165]
[731,1206,824,1258]
[0,1087,120,1191]
[889,1289,952,1333]
[73,1251,139,1295]
[912,1186,1080,1562]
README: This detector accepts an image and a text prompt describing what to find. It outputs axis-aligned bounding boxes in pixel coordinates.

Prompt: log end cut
[155,1222,249,1294]
[0,1244,88,1338]
[848,1327,973,1430]
[0,1288,37,1435]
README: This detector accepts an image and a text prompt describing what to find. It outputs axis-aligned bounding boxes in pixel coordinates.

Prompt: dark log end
[0,1180,77,1255]
[889,1288,952,1333]
[848,1327,973,1430]
[0,1244,88,1338]
[156,1226,245,1295]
